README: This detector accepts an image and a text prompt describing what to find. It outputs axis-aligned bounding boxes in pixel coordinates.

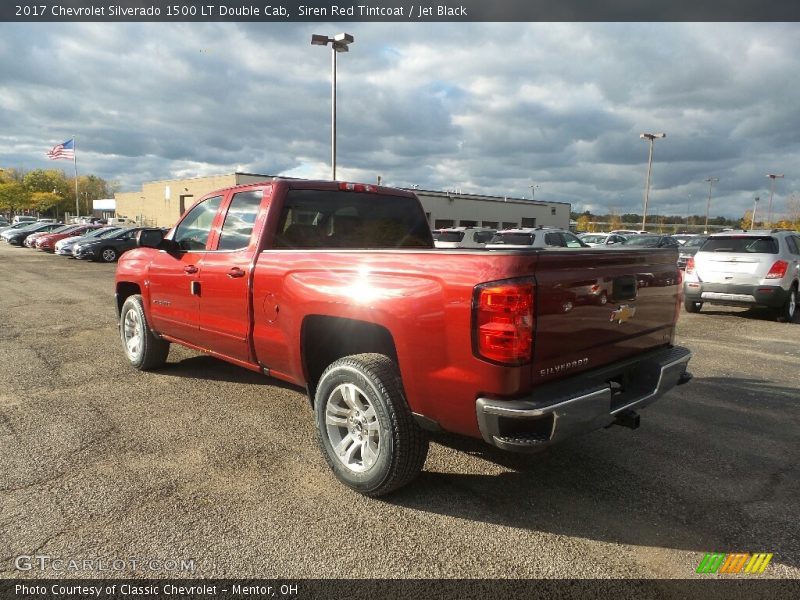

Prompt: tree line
[0,167,116,219]
[571,198,800,232]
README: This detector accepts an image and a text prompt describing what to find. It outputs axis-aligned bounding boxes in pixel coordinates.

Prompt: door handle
[184,265,198,274]
[228,267,246,278]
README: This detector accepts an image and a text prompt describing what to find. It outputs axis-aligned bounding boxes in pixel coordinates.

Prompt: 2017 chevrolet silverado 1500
[115,179,692,496]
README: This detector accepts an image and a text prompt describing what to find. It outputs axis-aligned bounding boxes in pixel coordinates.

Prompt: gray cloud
[1,22,799,219]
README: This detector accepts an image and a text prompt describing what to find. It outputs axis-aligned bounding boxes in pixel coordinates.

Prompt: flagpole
[73,135,79,220]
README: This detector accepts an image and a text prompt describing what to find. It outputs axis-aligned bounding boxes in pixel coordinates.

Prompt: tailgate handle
[612,275,637,302]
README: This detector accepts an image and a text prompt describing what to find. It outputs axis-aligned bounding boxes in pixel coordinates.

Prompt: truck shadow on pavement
[156,355,299,392]
[390,376,799,568]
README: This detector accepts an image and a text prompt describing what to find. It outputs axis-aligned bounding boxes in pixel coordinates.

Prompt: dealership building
[114,173,571,231]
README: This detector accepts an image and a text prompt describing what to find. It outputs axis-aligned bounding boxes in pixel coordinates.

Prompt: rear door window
[217,190,263,251]
[436,231,465,243]
[544,232,565,247]
[702,236,779,254]
[490,232,535,245]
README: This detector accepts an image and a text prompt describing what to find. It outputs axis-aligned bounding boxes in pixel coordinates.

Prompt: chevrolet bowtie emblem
[610,305,636,324]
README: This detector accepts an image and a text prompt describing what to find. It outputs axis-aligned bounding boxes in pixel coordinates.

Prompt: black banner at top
[3,0,800,22]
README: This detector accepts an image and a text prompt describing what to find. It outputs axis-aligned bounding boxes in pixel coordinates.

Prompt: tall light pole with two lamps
[703,177,719,234]
[311,32,355,181]
[640,132,666,231]
[529,184,539,200]
[766,173,784,226]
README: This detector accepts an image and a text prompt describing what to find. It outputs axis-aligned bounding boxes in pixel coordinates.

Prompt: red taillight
[685,257,695,275]
[765,260,788,279]
[473,281,534,364]
[338,182,378,193]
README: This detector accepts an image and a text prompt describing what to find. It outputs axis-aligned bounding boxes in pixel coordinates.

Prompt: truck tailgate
[531,248,680,386]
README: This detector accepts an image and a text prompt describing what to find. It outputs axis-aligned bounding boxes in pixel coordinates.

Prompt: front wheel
[684,299,703,313]
[120,294,170,370]
[314,353,429,496]
[776,286,797,323]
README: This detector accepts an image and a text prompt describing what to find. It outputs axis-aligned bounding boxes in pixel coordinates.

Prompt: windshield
[84,227,116,238]
[490,232,535,245]
[684,236,708,248]
[580,235,606,244]
[702,236,778,254]
[623,235,662,247]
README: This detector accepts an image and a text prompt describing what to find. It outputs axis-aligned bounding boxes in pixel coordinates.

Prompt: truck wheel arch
[116,282,142,318]
[301,315,399,404]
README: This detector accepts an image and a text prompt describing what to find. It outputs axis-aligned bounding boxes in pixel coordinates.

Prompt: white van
[13,215,36,225]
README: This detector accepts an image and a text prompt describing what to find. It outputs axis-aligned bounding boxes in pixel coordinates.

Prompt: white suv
[432,227,496,249]
[683,229,800,322]
[485,227,588,249]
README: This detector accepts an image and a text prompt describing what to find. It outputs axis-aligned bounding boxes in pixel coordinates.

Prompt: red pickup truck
[115,179,692,496]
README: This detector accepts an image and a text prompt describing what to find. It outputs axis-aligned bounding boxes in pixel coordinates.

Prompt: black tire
[776,285,797,323]
[100,247,118,262]
[684,298,703,313]
[314,353,429,496]
[119,294,170,370]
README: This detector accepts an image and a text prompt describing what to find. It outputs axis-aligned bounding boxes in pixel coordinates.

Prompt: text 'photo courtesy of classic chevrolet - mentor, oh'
[115,178,692,496]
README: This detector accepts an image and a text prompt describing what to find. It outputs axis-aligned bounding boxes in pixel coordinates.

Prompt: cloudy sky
[1,21,799,219]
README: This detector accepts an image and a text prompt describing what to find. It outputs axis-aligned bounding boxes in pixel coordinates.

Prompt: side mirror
[136,228,164,248]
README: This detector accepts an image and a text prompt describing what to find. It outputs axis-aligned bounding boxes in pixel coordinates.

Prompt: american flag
[47,138,75,160]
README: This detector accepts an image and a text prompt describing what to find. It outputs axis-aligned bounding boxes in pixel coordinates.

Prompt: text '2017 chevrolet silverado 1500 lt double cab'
[115,178,692,496]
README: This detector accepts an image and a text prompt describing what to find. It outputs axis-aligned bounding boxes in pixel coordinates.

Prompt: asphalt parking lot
[0,242,798,580]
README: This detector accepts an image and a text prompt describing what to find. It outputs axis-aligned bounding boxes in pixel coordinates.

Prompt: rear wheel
[120,295,170,370]
[314,353,429,496]
[776,285,797,323]
[684,299,703,313]
[100,247,118,262]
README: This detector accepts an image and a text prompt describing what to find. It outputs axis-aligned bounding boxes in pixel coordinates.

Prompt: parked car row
[1,220,166,262]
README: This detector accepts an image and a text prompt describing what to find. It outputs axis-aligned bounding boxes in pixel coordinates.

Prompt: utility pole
[639,132,666,230]
[766,174,784,227]
[704,177,719,234]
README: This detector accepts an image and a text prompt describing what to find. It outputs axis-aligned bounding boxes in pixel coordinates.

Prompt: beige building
[115,172,571,230]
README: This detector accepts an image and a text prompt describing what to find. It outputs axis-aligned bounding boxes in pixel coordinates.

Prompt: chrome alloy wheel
[122,308,143,361]
[324,383,381,473]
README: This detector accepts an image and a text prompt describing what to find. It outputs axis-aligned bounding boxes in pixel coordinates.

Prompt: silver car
[683,229,800,322]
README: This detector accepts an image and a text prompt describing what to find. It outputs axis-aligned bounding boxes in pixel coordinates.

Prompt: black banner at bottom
[2,579,800,600]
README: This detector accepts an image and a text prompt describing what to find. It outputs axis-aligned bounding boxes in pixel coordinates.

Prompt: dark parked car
[622,234,680,249]
[676,235,709,269]
[72,227,152,262]
[2,222,64,246]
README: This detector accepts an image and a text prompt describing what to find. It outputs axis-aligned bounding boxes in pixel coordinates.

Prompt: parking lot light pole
[311,32,354,181]
[639,132,666,230]
[529,184,539,199]
[766,173,784,227]
[703,177,719,234]
[751,196,760,230]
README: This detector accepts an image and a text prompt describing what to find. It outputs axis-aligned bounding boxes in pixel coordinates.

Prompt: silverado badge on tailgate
[610,304,636,324]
